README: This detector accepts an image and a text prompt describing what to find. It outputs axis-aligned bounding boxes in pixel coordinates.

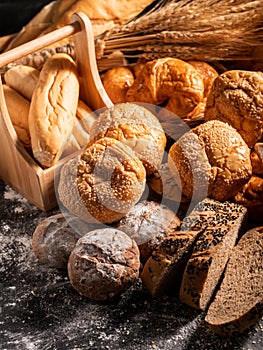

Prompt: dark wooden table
[0,179,262,350]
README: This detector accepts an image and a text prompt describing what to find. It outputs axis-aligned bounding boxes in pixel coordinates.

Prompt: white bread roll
[28,53,79,168]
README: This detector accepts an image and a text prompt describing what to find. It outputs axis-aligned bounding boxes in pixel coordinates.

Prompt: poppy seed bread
[205,226,263,336]
[179,198,247,310]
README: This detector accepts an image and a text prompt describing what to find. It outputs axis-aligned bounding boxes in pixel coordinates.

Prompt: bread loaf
[4,65,40,100]
[58,137,146,224]
[179,198,247,310]
[3,84,31,149]
[28,53,79,168]
[205,226,263,336]
[168,120,252,202]
[117,200,181,262]
[68,228,140,301]
[204,70,263,148]
[32,213,82,269]
[90,102,166,175]
[140,229,203,297]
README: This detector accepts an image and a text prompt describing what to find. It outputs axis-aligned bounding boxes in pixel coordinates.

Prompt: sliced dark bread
[205,226,263,336]
[140,228,203,297]
[179,198,247,310]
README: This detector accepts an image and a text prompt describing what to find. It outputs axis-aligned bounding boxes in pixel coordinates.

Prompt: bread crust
[90,102,166,175]
[179,198,247,310]
[168,120,252,202]
[28,53,79,168]
[3,85,31,149]
[68,228,140,301]
[205,70,263,148]
[205,226,263,336]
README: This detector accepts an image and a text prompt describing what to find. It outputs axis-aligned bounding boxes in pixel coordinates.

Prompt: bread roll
[68,228,140,301]
[29,53,79,168]
[32,213,82,269]
[168,120,252,202]
[116,200,180,262]
[4,65,40,100]
[103,66,134,104]
[90,102,166,175]
[179,198,247,310]
[3,85,31,149]
[205,226,263,336]
[126,57,204,119]
[204,70,263,148]
[233,175,263,222]
[58,137,146,224]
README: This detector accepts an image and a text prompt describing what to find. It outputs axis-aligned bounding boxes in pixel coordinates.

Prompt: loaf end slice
[205,226,263,336]
[179,198,247,310]
[140,228,203,297]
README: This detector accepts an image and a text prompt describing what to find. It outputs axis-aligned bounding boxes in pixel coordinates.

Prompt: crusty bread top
[29,53,79,168]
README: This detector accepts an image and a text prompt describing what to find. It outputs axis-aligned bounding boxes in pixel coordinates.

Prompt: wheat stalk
[4,0,263,72]
[95,0,263,63]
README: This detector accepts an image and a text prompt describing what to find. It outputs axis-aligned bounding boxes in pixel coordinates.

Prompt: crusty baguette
[4,65,40,100]
[3,84,31,149]
[28,53,79,168]
[205,226,263,336]
[179,198,247,310]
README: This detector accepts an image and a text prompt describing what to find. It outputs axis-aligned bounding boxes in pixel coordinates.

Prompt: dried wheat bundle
[95,0,263,63]
[4,0,263,72]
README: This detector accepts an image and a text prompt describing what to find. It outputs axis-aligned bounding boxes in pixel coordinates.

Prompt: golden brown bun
[233,175,263,222]
[29,53,79,168]
[3,85,31,149]
[126,57,204,119]
[4,65,40,100]
[204,70,263,148]
[5,0,153,50]
[90,102,166,175]
[187,61,219,98]
[168,120,252,202]
[102,66,134,104]
[58,137,146,224]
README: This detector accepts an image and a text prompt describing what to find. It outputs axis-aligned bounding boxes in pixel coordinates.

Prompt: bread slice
[205,227,263,336]
[140,228,203,297]
[179,198,247,310]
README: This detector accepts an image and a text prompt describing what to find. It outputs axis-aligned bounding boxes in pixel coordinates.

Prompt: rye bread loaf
[179,198,247,310]
[68,228,140,301]
[205,226,263,336]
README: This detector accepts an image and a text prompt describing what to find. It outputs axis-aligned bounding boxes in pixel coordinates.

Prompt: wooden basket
[0,12,113,211]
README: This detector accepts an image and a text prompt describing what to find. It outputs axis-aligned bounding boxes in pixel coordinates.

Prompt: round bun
[68,228,140,301]
[102,66,134,104]
[168,120,252,202]
[117,200,181,262]
[204,70,263,147]
[58,137,146,224]
[32,213,82,269]
[90,102,166,175]
[233,175,263,222]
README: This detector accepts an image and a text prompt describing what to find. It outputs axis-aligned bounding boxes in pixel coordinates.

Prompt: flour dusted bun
[58,137,146,224]
[68,228,140,301]
[32,213,82,269]
[205,226,263,336]
[29,53,79,168]
[90,102,166,175]
[168,120,252,202]
[117,200,180,262]
[205,70,263,148]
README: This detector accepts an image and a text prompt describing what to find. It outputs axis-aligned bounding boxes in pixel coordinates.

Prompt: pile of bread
[1,46,262,336]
